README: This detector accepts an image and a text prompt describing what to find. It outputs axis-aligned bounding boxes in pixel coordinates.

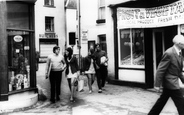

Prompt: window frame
[96,0,105,24]
[118,28,145,69]
[44,0,55,7]
[45,17,54,33]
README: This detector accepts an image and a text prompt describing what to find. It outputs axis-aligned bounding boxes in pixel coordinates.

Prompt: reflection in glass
[8,30,30,91]
[119,29,145,67]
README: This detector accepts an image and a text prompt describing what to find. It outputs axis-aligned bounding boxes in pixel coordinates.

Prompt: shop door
[152,29,165,78]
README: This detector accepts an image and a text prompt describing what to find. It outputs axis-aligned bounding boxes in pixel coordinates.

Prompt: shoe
[50,99,55,103]
[70,98,75,103]
[56,96,60,101]
[89,90,92,94]
[79,89,84,92]
[98,89,102,93]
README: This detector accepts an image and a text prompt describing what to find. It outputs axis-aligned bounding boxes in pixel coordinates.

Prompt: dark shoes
[50,99,55,103]
[98,89,102,93]
[56,96,60,101]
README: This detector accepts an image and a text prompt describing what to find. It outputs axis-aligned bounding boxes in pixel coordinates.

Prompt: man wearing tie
[148,34,184,115]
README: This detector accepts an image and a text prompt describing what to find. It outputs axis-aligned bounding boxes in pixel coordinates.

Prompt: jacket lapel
[172,47,182,69]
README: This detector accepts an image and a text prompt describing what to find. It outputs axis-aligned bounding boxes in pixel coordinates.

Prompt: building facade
[35,0,66,60]
[0,0,38,111]
[76,0,184,88]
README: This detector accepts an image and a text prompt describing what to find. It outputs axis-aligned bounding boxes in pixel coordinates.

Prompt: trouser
[96,66,107,90]
[148,88,184,115]
[49,71,62,101]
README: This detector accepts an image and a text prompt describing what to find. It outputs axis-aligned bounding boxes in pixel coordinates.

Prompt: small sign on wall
[14,35,23,42]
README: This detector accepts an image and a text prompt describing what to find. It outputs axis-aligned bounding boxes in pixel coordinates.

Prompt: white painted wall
[35,0,66,54]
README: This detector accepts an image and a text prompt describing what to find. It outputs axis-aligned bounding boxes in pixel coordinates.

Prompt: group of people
[45,43,108,103]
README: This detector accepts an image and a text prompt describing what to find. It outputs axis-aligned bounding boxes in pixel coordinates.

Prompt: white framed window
[45,17,54,32]
[98,0,105,19]
[44,0,54,6]
[118,28,145,68]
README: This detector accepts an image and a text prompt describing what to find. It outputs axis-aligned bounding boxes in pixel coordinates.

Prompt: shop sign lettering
[39,33,58,38]
[117,0,184,28]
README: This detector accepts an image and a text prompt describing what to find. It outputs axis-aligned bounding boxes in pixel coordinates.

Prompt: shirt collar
[174,45,181,56]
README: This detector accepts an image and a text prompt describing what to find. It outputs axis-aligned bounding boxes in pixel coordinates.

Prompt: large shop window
[8,30,32,91]
[119,28,145,68]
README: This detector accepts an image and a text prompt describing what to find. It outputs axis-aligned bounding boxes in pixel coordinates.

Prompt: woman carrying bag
[83,48,95,94]
[64,47,80,102]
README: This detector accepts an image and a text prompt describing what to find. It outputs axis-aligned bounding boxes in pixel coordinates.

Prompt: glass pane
[99,7,105,19]
[8,30,31,91]
[132,29,145,65]
[120,29,131,65]
[7,3,29,29]
[45,0,54,6]
[45,17,54,32]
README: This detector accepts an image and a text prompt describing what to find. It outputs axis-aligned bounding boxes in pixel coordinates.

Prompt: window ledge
[96,19,106,24]
[43,5,56,8]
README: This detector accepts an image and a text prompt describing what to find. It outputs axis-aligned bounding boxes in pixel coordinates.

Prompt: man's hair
[173,35,184,44]
[95,43,100,49]
[53,46,60,53]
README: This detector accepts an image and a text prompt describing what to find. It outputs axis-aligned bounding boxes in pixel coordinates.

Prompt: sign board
[14,35,23,42]
[81,30,88,44]
[117,0,184,28]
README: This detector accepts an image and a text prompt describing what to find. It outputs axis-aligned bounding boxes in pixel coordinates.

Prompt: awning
[109,0,179,8]
[6,0,37,3]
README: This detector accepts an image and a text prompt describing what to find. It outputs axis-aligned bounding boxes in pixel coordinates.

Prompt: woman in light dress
[64,47,79,102]
[83,48,96,93]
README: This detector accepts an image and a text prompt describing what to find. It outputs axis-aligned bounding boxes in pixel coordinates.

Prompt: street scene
[1,0,184,115]
[3,63,178,115]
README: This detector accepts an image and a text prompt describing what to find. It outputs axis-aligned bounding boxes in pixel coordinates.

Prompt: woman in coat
[64,47,79,102]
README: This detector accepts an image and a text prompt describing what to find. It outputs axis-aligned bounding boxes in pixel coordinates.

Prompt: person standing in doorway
[45,46,66,103]
[93,43,108,93]
[148,34,184,115]
[64,47,79,102]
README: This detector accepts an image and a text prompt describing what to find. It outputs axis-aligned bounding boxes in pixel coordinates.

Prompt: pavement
[2,63,179,115]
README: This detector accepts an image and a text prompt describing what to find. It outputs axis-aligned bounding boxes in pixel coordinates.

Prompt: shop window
[119,28,145,68]
[8,30,31,91]
[44,0,54,6]
[96,0,105,24]
[45,17,54,32]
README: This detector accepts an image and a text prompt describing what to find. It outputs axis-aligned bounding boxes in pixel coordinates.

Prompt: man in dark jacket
[148,35,184,115]
[93,43,108,93]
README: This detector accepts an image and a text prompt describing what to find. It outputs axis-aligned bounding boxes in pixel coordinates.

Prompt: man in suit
[148,34,184,115]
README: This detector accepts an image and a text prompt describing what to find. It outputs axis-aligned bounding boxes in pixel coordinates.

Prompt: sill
[43,5,56,8]
[8,87,38,95]
[96,19,106,24]
[45,31,55,34]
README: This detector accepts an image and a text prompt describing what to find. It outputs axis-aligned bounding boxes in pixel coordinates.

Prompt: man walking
[93,43,108,93]
[148,34,184,115]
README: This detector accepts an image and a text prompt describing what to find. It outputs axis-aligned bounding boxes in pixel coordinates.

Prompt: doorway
[152,29,165,79]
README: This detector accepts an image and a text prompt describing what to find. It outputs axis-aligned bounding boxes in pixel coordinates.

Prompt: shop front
[110,0,184,88]
[0,0,38,111]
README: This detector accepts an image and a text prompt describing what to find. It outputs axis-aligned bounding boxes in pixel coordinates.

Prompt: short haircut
[53,46,60,53]
[173,35,184,44]
[95,43,100,49]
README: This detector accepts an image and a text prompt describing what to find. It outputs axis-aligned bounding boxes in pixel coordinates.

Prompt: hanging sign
[14,35,23,42]
[117,0,184,28]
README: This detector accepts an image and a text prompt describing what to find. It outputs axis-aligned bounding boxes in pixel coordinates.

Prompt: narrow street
[3,63,178,115]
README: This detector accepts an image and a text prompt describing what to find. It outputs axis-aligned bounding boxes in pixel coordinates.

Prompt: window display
[119,28,145,68]
[8,30,30,91]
